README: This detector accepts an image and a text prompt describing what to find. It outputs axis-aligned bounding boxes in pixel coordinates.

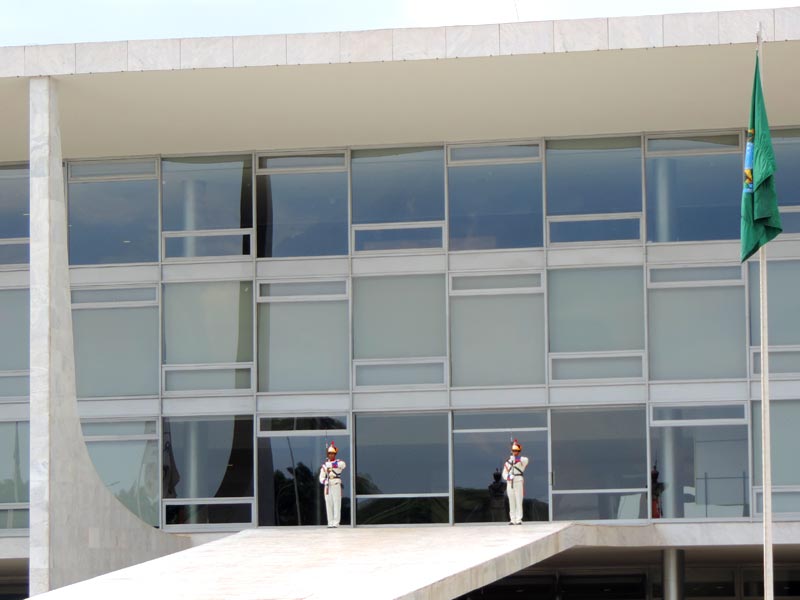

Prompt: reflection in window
[749,261,800,346]
[356,497,448,525]
[773,130,800,206]
[258,435,350,526]
[0,166,29,266]
[0,289,29,372]
[0,422,29,506]
[552,491,646,520]
[753,401,800,488]
[351,147,444,224]
[651,425,749,518]
[449,162,543,250]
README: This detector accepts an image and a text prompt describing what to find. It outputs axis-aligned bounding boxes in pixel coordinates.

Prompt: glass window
[69,159,156,179]
[354,227,442,252]
[355,362,444,387]
[259,416,347,432]
[86,439,159,526]
[72,287,157,304]
[82,421,157,436]
[256,171,348,257]
[162,281,253,364]
[548,267,644,352]
[0,243,29,265]
[653,405,745,421]
[0,508,28,529]
[749,261,800,346]
[351,147,444,224]
[453,411,547,430]
[549,218,640,244]
[257,435,350,526]
[649,286,746,380]
[356,496,448,525]
[260,281,346,298]
[753,400,800,486]
[451,294,545,386]
[0,376,29,397]
[451,273,541,291]
[259,154,345,169]
[68,178,158,265]
[448,162,543,250]
[162,156,252,231]
[164,368,251,392]
[353,275,446,359]
[165,503,251,525]
[651,266,741,283]
[0,421,29,504]
[551,356,642,380]
[646,153,741,242]
[0,166,29,239]
[355,413,448,495]
[651,425,749,518]
[258,301,349,392]
[743,567,800,598]
[647,135,739,152]
[73,307,159,398]
[162,416,253,500]
[552,491,646,520]
[546,138,642,215]
[0,289,29,371]
[551,407,647,490]
[164,234,251,259]
[450,144,540,161]
[773,130,800,206]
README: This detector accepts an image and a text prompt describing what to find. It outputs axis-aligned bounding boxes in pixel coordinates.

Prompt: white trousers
[325,480,342,526]
[507,477,524,524]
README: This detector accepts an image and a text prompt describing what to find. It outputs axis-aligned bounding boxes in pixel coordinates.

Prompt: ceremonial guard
[319,441,346,528]
[501,439,529,525]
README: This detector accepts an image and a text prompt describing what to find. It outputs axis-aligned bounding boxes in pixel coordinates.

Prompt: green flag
[740,55,782,262]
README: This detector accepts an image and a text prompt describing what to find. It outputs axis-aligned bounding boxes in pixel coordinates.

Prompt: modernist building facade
[2,6,800,599]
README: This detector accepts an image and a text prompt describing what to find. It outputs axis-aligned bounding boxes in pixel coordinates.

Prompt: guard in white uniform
[501,439,529,525]
[319,441,346,528]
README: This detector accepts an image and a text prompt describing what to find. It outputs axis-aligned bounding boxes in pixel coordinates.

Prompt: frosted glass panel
[451,144,539,161]
[0,421,29,503]
[452,274,540,290]
[0,166,29,239]
[70,159,156,178]
[651,266,741,283]
[260,281,346,297]
[353,275,446,359]
[258,301,349,392]
[649,287,746,380]
[552,355,642,380]
[163,281,253,364]
[753,400,800,486]
[553,492,646,520]
[355,362,444,386]
[73,307,159,398]
[0,376,28,397]
[451,294,545,386]
[756,491,800,514]
[71,287,156,303]
[0,509,28,529]
[749,261,800,345]
[548,267,644,352]
[753,350,800,374]
[165,368,251,392]
[82,421,156,436]
[0,289,29,371]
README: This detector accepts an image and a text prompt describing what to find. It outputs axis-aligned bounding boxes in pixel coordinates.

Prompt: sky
[1,0,796,46]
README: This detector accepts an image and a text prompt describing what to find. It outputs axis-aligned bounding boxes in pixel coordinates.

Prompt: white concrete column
[28,76,190,596]
[662,548,685,600]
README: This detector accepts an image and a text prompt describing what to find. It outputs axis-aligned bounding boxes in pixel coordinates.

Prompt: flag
[740,55,782,262]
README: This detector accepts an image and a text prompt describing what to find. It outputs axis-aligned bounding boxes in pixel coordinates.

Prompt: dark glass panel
[260,417,347,432]
[652,405,745,421]
[454,575,557,600]
[0,243,28,265]
[164,234,250,258]
[260,154,345,169]
[354,227,442,251]
[0,289,29,371]
[355,496,448,525]
[451,144,539,161]
[549,218,640,243]
[0,166,29,239]
[552,492,646,520]
[559,574,647,600]
[773,131,800,206]
[165,503,251,525]
[453,411,546,430]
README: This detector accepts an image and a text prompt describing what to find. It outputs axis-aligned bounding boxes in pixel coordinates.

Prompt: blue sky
[1,0,795,46]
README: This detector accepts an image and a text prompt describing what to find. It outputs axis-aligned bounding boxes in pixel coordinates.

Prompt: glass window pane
[69,159,156,178]
[86,440,159,526]
[779,210,800,233]
[162,416,253,499]
[454,430,548,523]
[164,234,250,258]
[257,435,350,526]
[0,508,29,529]
[0,289,29,371]
[757,491,800,514]
[773,131,800,206]
[82,421,157,436]
[256,171,348,257]
[548,267,644,352]
[552,492,646,520]
[551,356,642,380]
[355,362,444,386]
[451,294,545,386]
[165,503,251,525]
[71,287,156,303]
[649,287,746,380]
[0,376,28,397]
[551,407,646,490]
[753,350,800,374]
[546,138,641,215]
[453,411,547,430]
[259,154,345,169]
[0,166,29,239]
[68,179,159,264]
[260,281,346,297]
[651,425,749,518]
[165,368,251,392]
[449,162,543,250]
[354,227,443,252]
[259,416,347,432]
[352,147,444,224]
[647,135,739,152]
[258,301,349,392]
[744,567,800,598]
[0,422,29,503]
[353,275,446,359]
[451,144,539,161]
[73,307,159,398]
[0,242,29,265]
[750,261,800,345]
[355,413,448,494]
[651,266,741,283]
[452,273,541,291]
[646,153,742,242]
[753,400,800,486]
[162,156,252,231]
[356,496,448,525]
[549,218,640,243]
[653,405,745,421]
[163,281,253,364]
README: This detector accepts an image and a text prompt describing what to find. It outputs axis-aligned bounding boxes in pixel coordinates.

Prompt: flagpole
[756,22,775,600]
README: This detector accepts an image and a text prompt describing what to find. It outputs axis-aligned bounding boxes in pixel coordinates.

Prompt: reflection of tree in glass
[355,472,381,496]
[273,462,351,526]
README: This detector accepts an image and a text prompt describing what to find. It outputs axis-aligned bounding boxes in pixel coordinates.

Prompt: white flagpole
[756,22,775,600]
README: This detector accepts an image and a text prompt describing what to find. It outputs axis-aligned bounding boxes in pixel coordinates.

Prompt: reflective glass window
[68,178,158,264]
[355,413,448,495]
[256,171,348,257]
[258,435,350,526]
[649,286,746,380]
[773,130,800,206]
[354,227,442,252]
[164,234,250,259]
[162,281,253,364]
[162,156,252,231]
[549,218,640,243]
[258,301,349,392]
[0,289,29,371]
[552,491,646,520]
[753,400,800,486]
[260,416,347,432]
[646,153,741,242]
[546,138,641,215]
[0,421,29,504]
[355,362,444,386]
[450,294,545,386]
[162,416,253,500]
[351,147,444,224]
[0,243,28,265]
[0,508,28,529]
[749,261,800,346]
[353,275,446,359]
[453,411,547,430]
[0,166,29,239]
[647,135,739,152]
[165,503,251,525]
[73,307,159,398]
[448,162,543,250]
[743,567,800,598]
[548,267,644,352]
[651,425,749,518]
[356,497,448,525]
[450,144,539,161]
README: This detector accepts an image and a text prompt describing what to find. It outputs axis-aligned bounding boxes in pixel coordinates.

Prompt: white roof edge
[0,6,798,78]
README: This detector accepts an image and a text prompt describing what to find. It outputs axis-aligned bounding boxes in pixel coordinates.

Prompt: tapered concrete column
[28,76,189,596]
[662,548,685,600]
